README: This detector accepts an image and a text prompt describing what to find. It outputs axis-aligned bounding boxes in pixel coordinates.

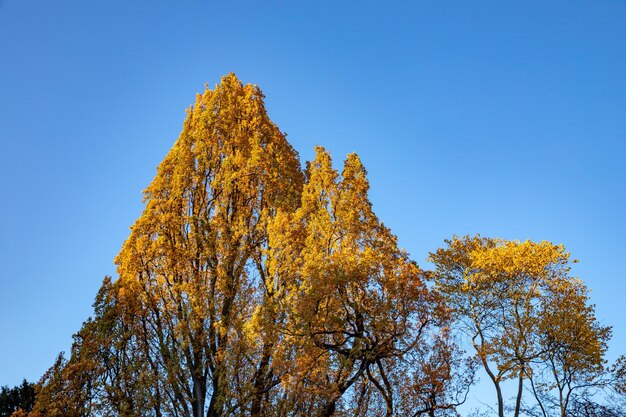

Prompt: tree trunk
[514,370,524,417]
[481,357,504,417]
[191,377,206,417]
[250,341,273,417]
[206,373,222,417]
[321,401,336,417]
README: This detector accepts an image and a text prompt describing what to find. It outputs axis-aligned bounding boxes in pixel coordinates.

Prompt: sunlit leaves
[429,236,611,417]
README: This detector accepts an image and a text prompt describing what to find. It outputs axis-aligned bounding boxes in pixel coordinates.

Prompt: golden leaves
[429,235,611,416]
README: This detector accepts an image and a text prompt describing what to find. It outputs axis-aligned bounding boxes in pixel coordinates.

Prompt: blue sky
[1,0,625,409]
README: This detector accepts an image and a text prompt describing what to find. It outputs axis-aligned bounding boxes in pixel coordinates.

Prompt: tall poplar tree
[62,73,303,417]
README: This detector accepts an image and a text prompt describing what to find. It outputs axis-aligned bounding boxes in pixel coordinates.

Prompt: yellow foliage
[429,235,611,417]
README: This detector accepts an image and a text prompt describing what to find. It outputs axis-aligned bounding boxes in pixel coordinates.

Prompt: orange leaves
[264,146,448,415]
[106,73,307,416]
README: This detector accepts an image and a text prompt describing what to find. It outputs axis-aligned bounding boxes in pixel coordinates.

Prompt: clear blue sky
[1,0,624,408]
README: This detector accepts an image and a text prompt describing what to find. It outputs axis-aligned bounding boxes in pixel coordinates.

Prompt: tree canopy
[429,236,614,417]
[20,74,623,417]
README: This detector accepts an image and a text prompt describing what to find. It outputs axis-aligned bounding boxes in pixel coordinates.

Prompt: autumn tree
[266,148,467,416]
[529,278,611,417]
[29,73,303,417]
[429,235,611,417]
[112,73,303,417]
[30,74,474,416]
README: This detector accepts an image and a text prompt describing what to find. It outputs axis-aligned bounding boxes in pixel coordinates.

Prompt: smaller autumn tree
[266,147,466,416]
[429,236,611,417]
[530,278,611,417]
